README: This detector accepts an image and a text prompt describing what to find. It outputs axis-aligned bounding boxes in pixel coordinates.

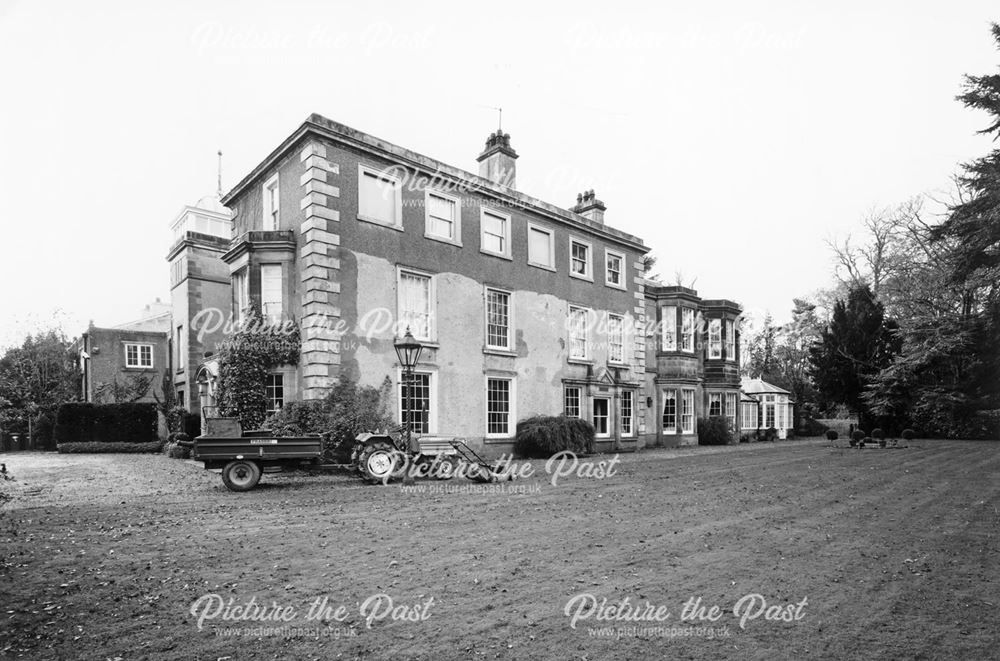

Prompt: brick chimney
[476,130,518,188]
[572,190,606,224]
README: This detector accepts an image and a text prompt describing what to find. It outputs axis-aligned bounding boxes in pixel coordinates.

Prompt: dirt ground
[1,439,998,660]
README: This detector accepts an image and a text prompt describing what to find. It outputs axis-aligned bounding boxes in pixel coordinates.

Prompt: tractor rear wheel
[356,441,405,484]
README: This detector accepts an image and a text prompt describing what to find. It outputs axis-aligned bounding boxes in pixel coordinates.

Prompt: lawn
[1,439,998,660]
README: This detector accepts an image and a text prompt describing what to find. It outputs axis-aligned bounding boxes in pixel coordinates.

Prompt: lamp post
[394,327,424,485]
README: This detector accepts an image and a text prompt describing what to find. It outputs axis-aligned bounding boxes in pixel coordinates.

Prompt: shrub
[901,428,915,440]
[514,416,595,458]
[57,441,163,454]
[825,430,838,441]
[697,417,732,445]
[764,427,778,442]
[852,430,866,443]
[265,376,393,462]
[31,412,57,450]
[849,437,858,447]
[183,413,202,438]
[53,403,158,444]
[166,406,186,433]
[871,428,884,440]
[164,442,191,459]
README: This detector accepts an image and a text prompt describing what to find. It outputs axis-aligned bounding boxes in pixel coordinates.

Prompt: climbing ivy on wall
[216,306,301,429]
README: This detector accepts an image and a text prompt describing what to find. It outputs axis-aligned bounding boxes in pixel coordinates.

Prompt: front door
[592,397,610,438]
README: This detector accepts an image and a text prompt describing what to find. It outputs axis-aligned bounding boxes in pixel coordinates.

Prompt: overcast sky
[1,1,997,350]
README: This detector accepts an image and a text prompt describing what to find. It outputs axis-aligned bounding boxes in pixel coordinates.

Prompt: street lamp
[394,327,424,483]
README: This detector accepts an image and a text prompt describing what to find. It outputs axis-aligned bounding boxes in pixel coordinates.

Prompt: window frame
[605,249,626,289]
[124,343,154,369]
[423,188,462,246]
[526,222,556,271]
[607,313,625,364]
[358,163,403,230]
[485,375,516,439]
[484,286,513,352]
[233,268,249,323]
[396,266,436,342]
[568,305,591,361]
[726,319,736,362]
[662,389,677,434]
[592,396,611,438]
[397,368,437,434]
[621,390,634,437]
[708,318,722,359]
[262,173,279,231]
[681,308,695,353]
[260,263,283,323]
[265,373,284,414]
[661,305,677,351]
[708,391,722,417]
[568,236,593,281]
[681,389,695,433]
[726,392,738,430]
[480,206,512,260]
[564,386,581,418]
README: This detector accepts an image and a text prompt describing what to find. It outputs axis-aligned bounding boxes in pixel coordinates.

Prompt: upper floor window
[425,189,461,244]
[527,223,555,270]
[608,313,625,363]
[261,264,283,323]
[569,238,593,280]
[175,325,184,371]
[605,250,624,288]
[485,288,511,350]
[681,308,695,353]
[569,306,589,360]
[726,319,736,362]
[398,268,434,341]
[481,207,511,258]
[708,319,722,359]
[125,343,153,369]
[359,164,402,228]
[661,305,677,351]
[262,174,279,230]
[233,268,249,322]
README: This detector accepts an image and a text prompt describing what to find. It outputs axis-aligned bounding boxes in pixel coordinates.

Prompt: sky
[1,1,998,350]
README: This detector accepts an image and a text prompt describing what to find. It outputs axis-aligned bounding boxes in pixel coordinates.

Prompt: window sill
[480,248,512,261]
[569,272,594,283]
[124,367,155,372]
[528,261,556,272]
[358,215,404,231]
[424,232,463,247]
[483,347,516,357]
[605,281,627,291]
[484,436,515,444]
[567,358,594,366]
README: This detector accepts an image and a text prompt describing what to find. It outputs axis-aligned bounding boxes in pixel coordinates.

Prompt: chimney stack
[572,190,606,224]
[476,130,518,188]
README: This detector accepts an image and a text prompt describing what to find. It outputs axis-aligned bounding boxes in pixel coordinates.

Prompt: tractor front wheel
[356,441,405,484]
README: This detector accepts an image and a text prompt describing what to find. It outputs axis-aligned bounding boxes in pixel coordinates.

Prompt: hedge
[53,403,158,444]
[57,441,164,454]
[514,416,595,458]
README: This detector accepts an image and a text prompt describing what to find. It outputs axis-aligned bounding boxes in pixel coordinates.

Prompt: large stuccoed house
[210,114,745,454]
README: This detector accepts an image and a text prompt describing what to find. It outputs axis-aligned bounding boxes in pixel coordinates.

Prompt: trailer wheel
[357,441,404,484]
[221,460,261,492]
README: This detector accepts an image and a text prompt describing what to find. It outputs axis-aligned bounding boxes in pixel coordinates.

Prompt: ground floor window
[400,372,431,434]
[681,389,695,433]
[765,395,775,429]
[726,392,738,430]
[592,397,610,437]
[265,374,284,414]
[621,391,634,436]
[662,390,676,433]
[486,377,513,437]
[564,386,581,418]
[708,392,722,417]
